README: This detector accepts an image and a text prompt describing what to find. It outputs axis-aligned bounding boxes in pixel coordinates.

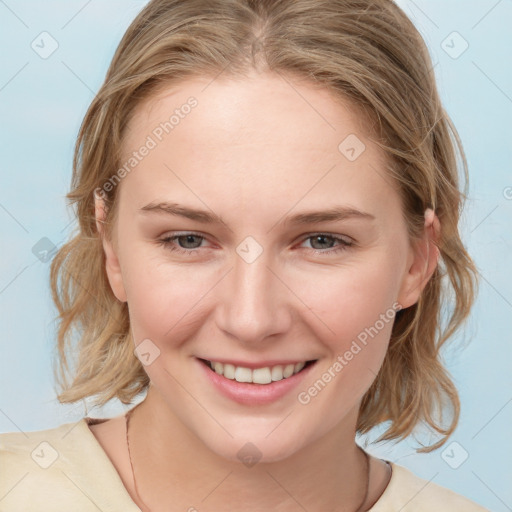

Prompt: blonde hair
[51,0,477,452]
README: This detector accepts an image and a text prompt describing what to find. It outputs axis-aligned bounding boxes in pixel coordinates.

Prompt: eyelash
[157,231,354,256]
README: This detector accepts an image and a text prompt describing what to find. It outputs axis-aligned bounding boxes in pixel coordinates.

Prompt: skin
[92,70,439,511]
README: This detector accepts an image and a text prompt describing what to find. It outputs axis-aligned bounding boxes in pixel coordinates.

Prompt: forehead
[119,72,396,220]
[125,71,374,152]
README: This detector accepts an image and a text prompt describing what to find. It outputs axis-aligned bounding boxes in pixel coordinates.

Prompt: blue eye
[158,232,207,255]
[300,233,353,254]
[157,232,354,256]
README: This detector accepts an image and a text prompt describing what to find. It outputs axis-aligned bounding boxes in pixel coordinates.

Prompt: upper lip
[197,357,316,369]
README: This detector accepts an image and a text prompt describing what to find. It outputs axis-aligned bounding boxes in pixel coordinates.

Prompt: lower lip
[196,358,317,405]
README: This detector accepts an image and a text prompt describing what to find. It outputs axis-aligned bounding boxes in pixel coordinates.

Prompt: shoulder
[369,462,490,512]
[0,418,140,511]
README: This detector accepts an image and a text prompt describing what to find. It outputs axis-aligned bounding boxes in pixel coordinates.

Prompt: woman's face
[100,71,431,462]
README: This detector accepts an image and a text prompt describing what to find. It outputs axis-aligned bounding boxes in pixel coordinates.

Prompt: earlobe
[94,192,127,303]
[397,208,440,309]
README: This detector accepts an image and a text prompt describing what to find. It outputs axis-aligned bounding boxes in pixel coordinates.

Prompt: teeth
[271,365,284,381]
[207,360,309,384]
[234,366,252,383]
[283,364,295,378]
[213,362,224,375]
[252,367,272,384]
[223,363,235,379]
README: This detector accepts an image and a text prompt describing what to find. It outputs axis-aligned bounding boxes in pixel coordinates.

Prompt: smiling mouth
[199,358,317,385]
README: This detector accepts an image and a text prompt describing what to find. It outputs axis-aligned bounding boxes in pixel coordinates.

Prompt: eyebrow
[139,202,375,226]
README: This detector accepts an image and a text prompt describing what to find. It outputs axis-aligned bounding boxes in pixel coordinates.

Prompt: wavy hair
[50,0,477,452]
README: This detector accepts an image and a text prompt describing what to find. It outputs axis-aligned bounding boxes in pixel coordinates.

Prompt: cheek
[292,253,404,421]
[120,249,217,344]
[297,254,403,351]
[120,237,405,355]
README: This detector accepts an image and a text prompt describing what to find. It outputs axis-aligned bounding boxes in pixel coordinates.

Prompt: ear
[94,191,127,303]
[397,208,440,309]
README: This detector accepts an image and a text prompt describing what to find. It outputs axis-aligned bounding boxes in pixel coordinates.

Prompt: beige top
[0,418,490,511]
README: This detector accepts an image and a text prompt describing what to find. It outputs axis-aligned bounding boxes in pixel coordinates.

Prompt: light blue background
[0,1,511,510]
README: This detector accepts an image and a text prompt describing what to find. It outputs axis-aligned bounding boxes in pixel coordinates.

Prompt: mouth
[198,358,317,385]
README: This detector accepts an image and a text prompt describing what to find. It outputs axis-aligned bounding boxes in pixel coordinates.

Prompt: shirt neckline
[71,416,142,511]
[80,416,398,511]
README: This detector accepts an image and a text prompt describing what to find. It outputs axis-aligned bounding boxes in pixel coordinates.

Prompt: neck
[127,387,369,512]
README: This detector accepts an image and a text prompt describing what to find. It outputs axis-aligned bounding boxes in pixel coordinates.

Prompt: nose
[214,246,293,345]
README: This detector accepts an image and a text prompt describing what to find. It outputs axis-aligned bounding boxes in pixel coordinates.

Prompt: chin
[207,434,305,466]
[202,412,321,464]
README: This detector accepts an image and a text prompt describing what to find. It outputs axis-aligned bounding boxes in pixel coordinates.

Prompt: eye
[157,231,354,256]
[299,233,354,255]
[158,232,209,255]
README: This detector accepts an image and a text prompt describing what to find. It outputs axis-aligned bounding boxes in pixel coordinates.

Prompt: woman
[0,0,488,510]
